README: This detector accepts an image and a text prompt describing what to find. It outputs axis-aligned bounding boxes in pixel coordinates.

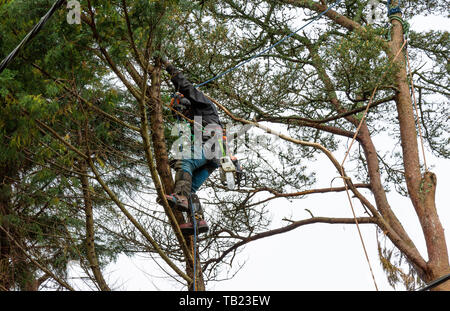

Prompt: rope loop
[389,15,410,39]
[386,0,402,16]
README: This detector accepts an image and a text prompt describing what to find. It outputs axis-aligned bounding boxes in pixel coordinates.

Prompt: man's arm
[162,59,213,109]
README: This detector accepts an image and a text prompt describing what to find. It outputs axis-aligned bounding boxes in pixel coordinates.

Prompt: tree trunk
[148,64,206,290]
[419,172,450,290]
[186,235,206,291]
[0,167,13,290]
[358,125,418,249]
[148,65,175,194]
[388,7,450,290]
[79,159,111,291]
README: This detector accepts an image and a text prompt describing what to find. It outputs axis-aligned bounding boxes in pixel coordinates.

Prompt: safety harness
[169,92,243,190]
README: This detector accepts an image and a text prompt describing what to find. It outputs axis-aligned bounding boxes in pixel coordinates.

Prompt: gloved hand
[159,57,178,77]
[172,93,191,112]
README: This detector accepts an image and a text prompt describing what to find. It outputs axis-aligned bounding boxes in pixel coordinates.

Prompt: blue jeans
[179,148,219,193]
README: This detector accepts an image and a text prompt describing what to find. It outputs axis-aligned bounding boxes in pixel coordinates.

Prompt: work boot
[179,219,209,236]
[156,193,189,211]
[156,170,192,211]
[172,170,192,211]
[164,193,189,212]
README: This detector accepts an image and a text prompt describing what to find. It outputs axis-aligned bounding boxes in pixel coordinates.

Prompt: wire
[189,195,198,291]
[405,43,428,172]
[195,0,343,88]
[418,273,450,291]
[0,0,66,74]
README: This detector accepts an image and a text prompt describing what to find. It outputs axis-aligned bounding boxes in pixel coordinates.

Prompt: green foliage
[0,0,149,290]
[330,26,393,98]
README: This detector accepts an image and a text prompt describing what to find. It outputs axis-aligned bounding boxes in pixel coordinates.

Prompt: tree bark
[148,63,205,290]
[420,172,450,290]
[0,166,13,290]
[388,7,450,289]
[79,159,111,291]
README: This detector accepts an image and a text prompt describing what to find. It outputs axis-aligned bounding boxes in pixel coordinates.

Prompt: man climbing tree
[160,58,229,235]
[1,0,448,291]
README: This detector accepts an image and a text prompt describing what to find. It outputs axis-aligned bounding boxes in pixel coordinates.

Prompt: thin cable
[339,39,408,292]
[189,195,198,291]
[417,273,450,291]
[195,0,343,88]
[340,170,379,291]
[405,44,428,172]
[0,0,66,74]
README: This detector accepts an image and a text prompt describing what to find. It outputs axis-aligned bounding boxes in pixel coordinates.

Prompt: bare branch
[203,216,376,270]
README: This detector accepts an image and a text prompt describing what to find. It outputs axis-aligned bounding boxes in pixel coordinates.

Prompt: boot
[179,219,209,235]
[156,192,189,211]
[161,170,192,212]
[179,193,209,235]
[162,194,189,211]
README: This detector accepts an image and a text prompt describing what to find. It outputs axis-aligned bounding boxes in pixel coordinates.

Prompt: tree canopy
[0,0,448,291]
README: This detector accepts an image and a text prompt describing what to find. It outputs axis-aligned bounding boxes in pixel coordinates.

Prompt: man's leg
[176,162,218,235]
[166,155,208,210]
[191,167,211,193]
[191,160,219,191]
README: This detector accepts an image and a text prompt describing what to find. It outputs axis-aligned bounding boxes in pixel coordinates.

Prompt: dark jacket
[167,65,223,130]
[167,65,223,163]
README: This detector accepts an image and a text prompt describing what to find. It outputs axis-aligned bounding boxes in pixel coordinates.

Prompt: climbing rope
[385,15,410,42]
[382,0,410,43]
[190,196,198,291]
[405,45,428,172]
[339,38,408,291]
[389,15,409,37]
[340,171,379,290]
